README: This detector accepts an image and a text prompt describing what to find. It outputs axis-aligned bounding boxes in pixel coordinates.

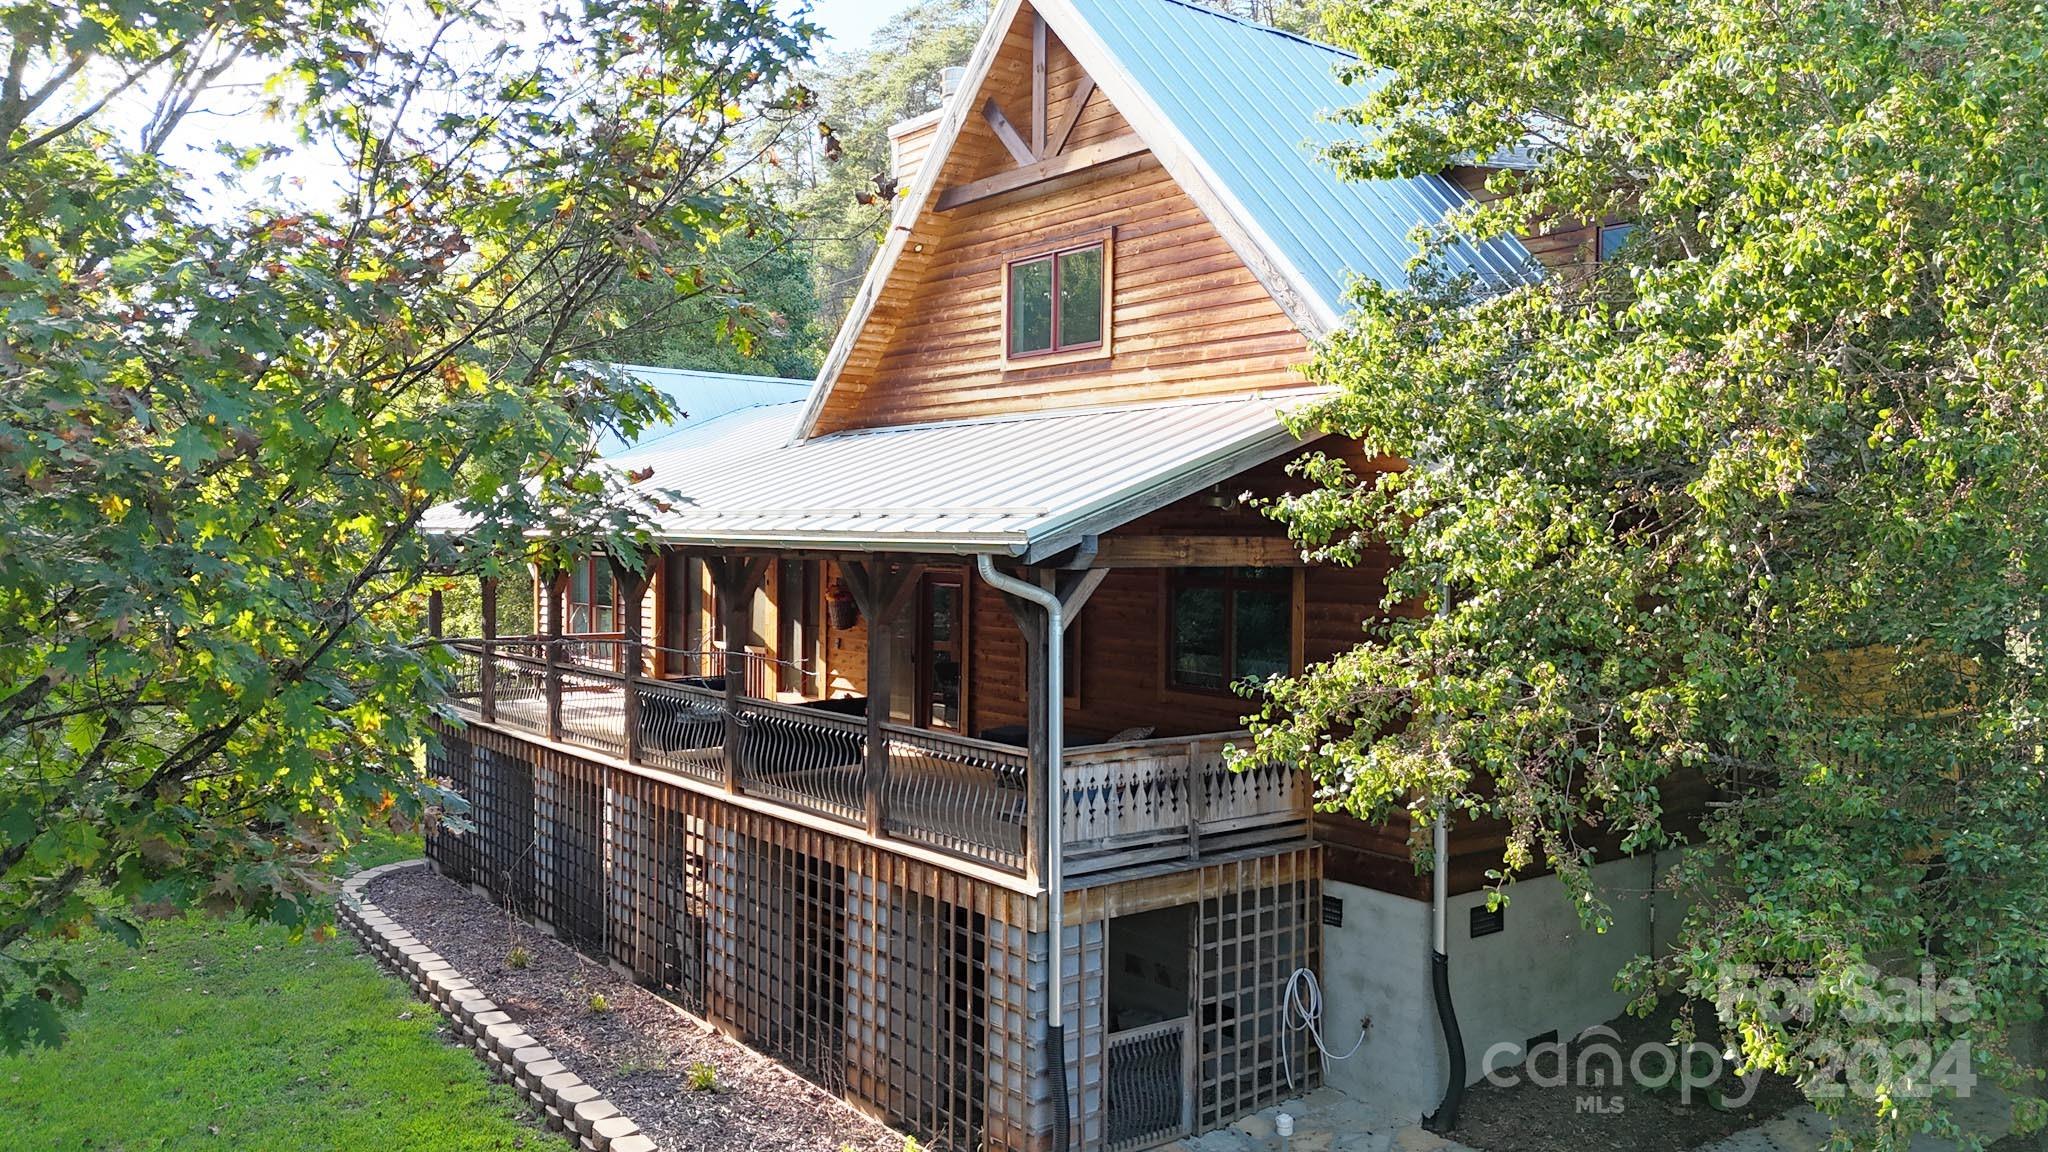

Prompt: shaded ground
[0,835,541,1151]
[366,863,900,1152]
[1452,1002,1807,1152]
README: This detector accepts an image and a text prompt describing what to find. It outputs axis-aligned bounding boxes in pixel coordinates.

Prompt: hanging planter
[826,579,860,630]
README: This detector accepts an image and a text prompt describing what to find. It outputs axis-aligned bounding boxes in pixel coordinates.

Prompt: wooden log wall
[1447,164,1622,270]
[890,110,943,188]
[963,438,1407,742]
[810,10,1312,434]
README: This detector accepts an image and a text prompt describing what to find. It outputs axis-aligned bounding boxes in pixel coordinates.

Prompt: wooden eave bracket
[947,17,1116,212]
[983,97,1037,168]
[936,132,1145,211]
[1046,75,1095,158]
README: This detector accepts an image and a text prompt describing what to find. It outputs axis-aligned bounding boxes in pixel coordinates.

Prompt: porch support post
[537,560,566,742]
[426,585,444,638]
[707,555,769,793]
[612,554,652,766]
[841,557,922,838]
[1005,581,1050,883]
[479,575,499,724]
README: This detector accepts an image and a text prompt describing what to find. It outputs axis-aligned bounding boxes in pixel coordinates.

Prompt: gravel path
[367,865,901,1152]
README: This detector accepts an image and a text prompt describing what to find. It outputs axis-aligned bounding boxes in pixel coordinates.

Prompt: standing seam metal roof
[590,363,812,454]
[597,392,1314,556]
[1062,0,1539,315]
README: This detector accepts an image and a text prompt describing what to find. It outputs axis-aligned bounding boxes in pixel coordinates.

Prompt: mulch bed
[366,864,901,1152]
[1450,1002,1807,1152]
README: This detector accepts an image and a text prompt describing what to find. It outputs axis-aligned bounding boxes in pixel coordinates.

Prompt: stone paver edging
[340,859,655,1152]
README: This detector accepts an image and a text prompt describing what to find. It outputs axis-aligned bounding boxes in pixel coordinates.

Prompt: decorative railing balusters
[880,725,1029,868]
[434,638,1307,880]
[735,698,869,825]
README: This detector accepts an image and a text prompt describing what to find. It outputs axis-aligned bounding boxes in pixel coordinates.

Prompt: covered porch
[432,543,1313,883]
[418,395,1360,886]
[416,392,1361,1149]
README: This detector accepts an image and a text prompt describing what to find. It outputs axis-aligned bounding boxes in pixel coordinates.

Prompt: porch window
[1004,232,1110,362]
[778,559,822,695]
[1167,568,1289,692]
[567,555,617,634]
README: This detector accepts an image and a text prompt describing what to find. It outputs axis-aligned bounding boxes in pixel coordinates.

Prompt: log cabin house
[419,1,1671,1148]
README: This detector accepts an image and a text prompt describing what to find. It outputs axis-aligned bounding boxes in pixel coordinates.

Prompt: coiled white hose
[1282,967,1367,1090]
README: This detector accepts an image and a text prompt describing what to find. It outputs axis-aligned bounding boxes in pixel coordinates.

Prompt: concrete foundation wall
[1317,853,1681,1120]
[1316,881,1441,1119]
[1448,853,1678,1080]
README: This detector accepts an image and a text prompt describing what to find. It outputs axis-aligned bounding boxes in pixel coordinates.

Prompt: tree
[584,226,825,378]
[781,0,988,334]
[1247,0,2048,1145]
[1191,0,1325,35]
[0,0,813,1048]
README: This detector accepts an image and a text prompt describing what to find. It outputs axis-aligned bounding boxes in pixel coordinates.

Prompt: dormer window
[1003,229,1113,365]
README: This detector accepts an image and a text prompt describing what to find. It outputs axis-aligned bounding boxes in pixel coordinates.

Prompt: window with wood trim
[1003,231,1111,363]
[1166,567,1290,692]
[778,559,822,695]
[1597,221,1636,262]
[566,555,617,634]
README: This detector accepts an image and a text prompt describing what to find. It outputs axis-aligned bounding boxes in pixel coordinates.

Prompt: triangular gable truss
[791,0,1340,444]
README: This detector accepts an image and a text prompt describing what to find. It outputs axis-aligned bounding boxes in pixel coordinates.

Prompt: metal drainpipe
[1423,809,1465,1131]
[1423,569,1465,1132]
[974,554,1069,1152]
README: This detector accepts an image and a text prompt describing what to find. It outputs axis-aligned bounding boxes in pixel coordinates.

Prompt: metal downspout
[1423,810,1465,1131]
[1423,571,1465,1131]
[974,554,1070,1151]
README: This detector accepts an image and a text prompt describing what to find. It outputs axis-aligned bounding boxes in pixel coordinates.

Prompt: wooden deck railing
[1060,734,1313,877]
[436,638,1308,880]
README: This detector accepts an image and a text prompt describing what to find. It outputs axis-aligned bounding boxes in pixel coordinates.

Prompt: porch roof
[444,392,1318,561]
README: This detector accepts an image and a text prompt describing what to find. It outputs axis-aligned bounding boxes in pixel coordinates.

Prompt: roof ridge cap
[1138,0,1357,59]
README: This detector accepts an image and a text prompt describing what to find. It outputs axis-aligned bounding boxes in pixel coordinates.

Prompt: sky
[66,0,919,217]
[794,0,920,53]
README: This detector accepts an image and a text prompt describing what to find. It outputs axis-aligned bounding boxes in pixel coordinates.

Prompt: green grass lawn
[0,835,545,1150]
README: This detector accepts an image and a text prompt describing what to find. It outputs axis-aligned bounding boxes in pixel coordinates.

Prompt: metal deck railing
[437,637,1036,874]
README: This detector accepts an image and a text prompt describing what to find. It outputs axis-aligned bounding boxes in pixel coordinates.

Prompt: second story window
[1005,231,1111,363]
[1597,221,1636,262]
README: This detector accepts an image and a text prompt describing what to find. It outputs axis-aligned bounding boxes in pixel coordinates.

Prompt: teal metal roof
[1057,0,1538,316]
